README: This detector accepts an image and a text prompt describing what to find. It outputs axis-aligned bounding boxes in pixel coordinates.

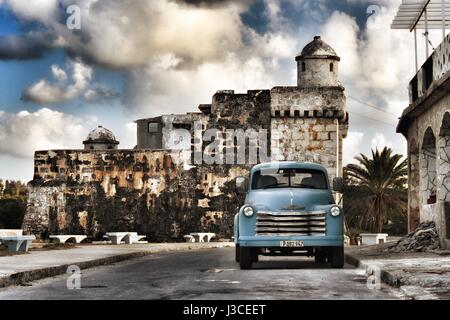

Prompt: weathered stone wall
[407,136,421,231]
[406,95,450,243]
[433,33,450,81]
[23,149,246,241]
[270,86,347,180]
[297,58,340,88]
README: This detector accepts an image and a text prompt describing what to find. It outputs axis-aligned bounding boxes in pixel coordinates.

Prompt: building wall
[84,143,118,151]
[406,97,450,244]
[433,34,450,81]
[297,58,340,88]
[24,149,248,240]
[136,118,163,150]
[270,86,347,180]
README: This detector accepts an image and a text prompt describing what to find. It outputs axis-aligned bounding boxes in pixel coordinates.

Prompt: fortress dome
[296,36,339,61]
[83,126,119,150]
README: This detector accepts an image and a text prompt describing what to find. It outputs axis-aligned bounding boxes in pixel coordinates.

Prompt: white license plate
[280,241,304,247]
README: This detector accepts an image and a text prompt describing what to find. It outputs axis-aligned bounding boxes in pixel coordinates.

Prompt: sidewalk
[345,244,450,300]
[0,242,234,288]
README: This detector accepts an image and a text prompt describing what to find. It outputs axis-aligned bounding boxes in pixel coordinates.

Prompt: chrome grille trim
[256,210,326,237]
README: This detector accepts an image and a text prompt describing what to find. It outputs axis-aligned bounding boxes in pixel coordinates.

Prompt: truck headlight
[243,206,254,217]
[330,206,341,217]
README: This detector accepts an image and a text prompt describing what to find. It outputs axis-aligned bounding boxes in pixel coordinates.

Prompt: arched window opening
[421,128,437,204]
[302,62,306,72]
[330,63,334,72]
[439,112,450,240]
[439,113,450,203]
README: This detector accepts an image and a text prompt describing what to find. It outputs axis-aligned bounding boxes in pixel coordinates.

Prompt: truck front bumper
[238,235,343,247]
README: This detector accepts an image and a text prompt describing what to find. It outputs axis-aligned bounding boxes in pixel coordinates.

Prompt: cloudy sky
[0,0,444,181]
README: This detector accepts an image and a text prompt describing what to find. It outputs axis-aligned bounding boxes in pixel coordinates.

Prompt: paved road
[0,248,402,300]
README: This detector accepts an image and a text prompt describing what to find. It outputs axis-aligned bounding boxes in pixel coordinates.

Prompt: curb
[0,243,234,289]
[345,253,401,288]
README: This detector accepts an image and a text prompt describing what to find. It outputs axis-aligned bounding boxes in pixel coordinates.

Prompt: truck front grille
[256,211,326,237]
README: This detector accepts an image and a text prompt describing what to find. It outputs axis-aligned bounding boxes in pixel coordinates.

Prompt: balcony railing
[410,32,450,104]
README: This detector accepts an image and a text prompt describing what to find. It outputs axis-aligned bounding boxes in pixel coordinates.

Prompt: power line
[348,95,400,118]
[349,110,397,127]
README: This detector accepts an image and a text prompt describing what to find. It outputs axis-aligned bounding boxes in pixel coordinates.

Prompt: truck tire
[330,246,344,268]
[252,248,259,263]
[239,247,253,270]
[314,248,326,263]
[235,244,240,263]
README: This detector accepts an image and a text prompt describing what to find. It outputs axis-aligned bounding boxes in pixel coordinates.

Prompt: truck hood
[246,188,333,212]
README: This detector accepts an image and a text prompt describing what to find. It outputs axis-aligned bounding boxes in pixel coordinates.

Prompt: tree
[0,180,28,229]
[344,147,408,234]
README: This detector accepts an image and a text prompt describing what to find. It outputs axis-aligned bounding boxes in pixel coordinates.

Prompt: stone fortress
[22,36,349,241]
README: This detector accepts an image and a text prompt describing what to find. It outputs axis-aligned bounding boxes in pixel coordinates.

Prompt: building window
[148,123,159,133]
[302,62,306,72]
[330,63,334,72]
[173,123,191,131]
[421,128,437,204]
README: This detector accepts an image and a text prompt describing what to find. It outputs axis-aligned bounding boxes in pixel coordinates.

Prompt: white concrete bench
[190,233,216,243]
[361,233,389,245]
[0,235,36,253]
[49,235,87,244]
[104,232,147,245]
[0,229,23,237]
[184,235,195,243]
[0,230,23,245]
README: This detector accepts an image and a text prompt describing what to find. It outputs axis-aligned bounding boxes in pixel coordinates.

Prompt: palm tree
[344,147,408,233]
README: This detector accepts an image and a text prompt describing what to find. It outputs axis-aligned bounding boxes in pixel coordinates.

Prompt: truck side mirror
[235,176,248,194]
[333,177,344,193]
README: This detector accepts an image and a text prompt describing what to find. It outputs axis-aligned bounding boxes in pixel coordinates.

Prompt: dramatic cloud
[371,132,393,150]
[0,0,418,178]
[344,131,364,164]
[2,0,59,24]
[0,32,54,60]
[0,108,96,158]
[56,0,253,69]
[22,59,93,104]
[174,0,254,8]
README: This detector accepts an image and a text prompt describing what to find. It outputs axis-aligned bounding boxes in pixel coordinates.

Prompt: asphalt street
[0,247,402,300]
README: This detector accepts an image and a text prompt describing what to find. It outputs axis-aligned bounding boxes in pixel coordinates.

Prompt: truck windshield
[251,169,328,190]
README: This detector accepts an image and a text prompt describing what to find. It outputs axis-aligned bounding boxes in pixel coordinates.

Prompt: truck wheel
[330,246,344,269]
[239,247,253,270]
[235,244,240,263]
[314,248,326,263]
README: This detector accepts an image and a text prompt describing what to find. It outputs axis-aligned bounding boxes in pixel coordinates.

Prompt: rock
[389,221,441,252]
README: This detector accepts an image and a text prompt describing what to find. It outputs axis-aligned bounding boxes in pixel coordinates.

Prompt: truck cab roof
[250,162,328,174]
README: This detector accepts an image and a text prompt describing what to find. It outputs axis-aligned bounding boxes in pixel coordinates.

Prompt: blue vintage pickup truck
[234,161,344,269]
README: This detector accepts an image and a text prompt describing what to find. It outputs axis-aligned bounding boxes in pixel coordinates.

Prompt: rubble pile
[389,221,441,252]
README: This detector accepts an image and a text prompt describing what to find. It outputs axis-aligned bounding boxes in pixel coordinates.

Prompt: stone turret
[296,36,341,88]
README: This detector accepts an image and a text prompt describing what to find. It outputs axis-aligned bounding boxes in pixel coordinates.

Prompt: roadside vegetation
[0,180,28,229]
[343,147,408,236]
